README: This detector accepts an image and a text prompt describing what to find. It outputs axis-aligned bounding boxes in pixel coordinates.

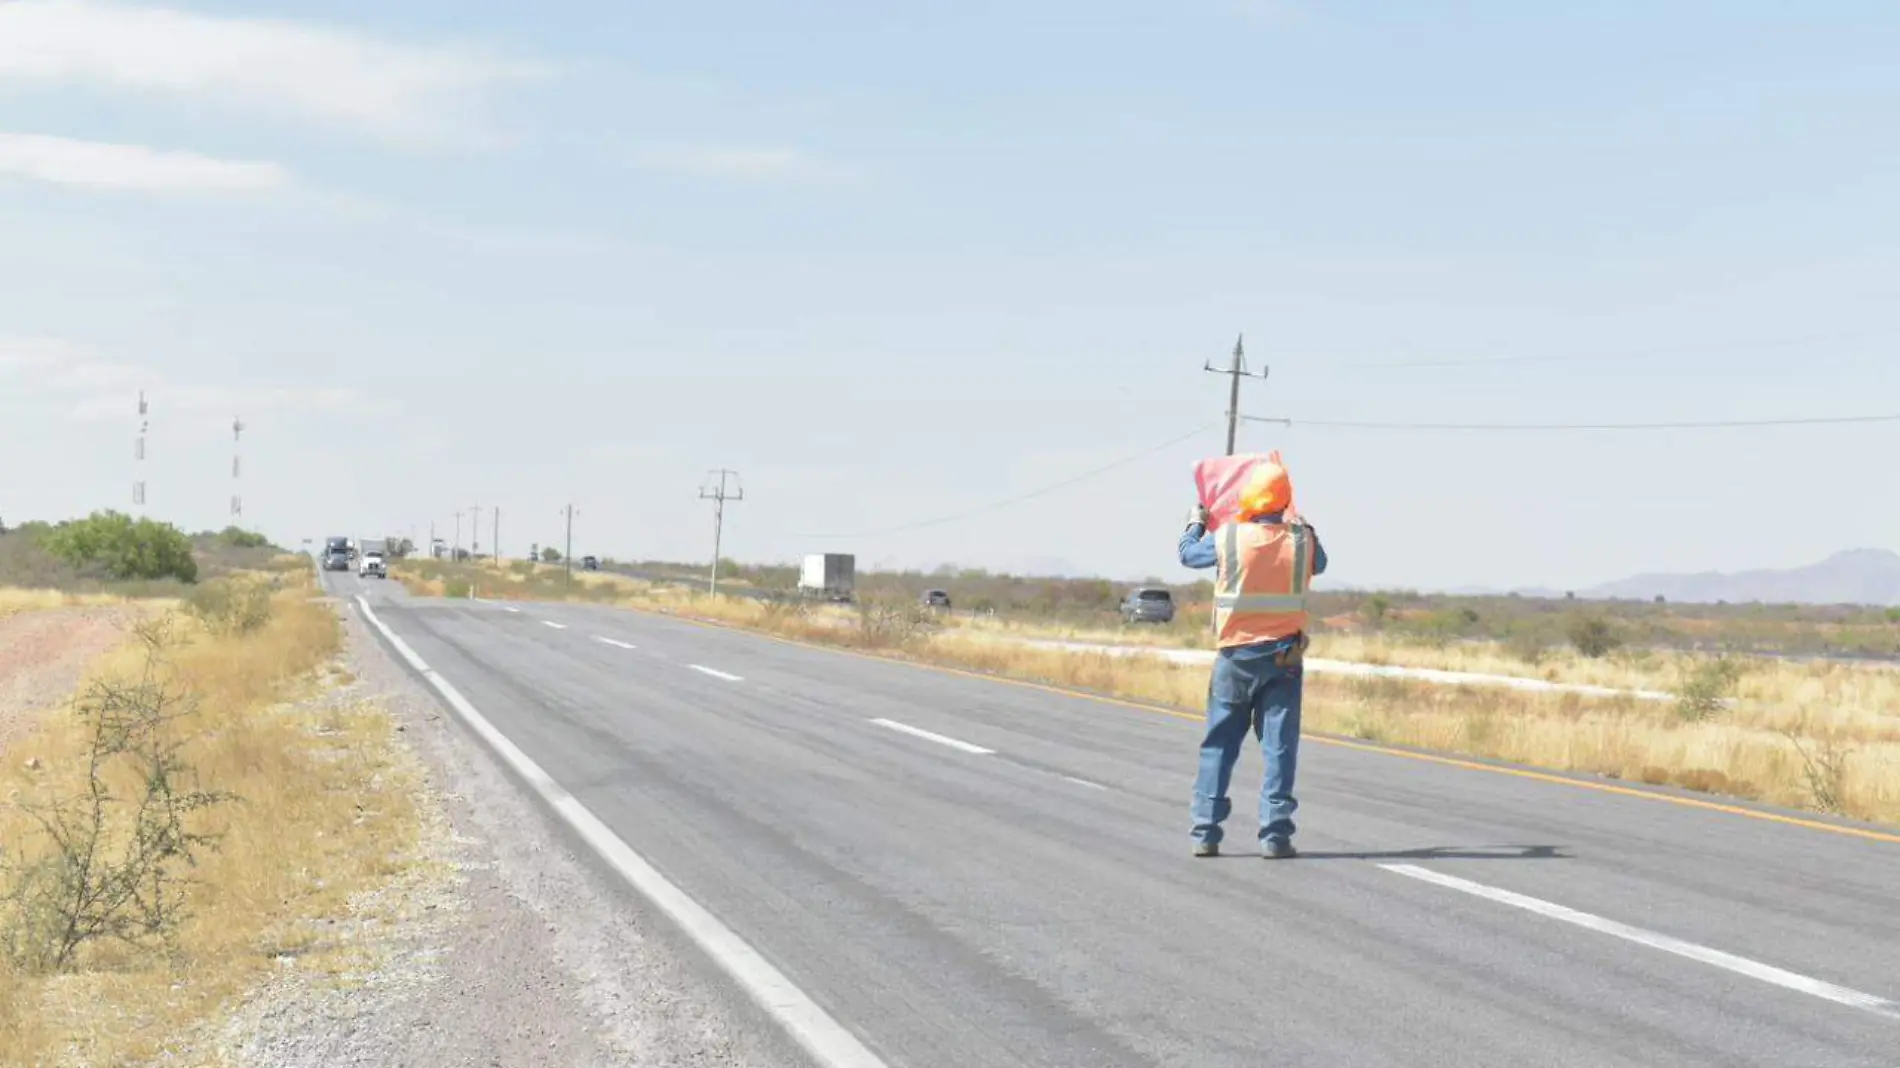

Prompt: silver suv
[1120,587,1175,624]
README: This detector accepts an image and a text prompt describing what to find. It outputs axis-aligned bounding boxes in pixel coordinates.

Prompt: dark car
[582,555,600,571]
[921,589,952,610]
[1120,587,1175,624]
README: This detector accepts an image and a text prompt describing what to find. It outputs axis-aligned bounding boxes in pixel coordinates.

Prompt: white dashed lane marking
[869,718,994,755]
[1381,864,1900,1019]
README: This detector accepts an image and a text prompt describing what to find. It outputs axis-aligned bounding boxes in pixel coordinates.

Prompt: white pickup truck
[358,550,388,580]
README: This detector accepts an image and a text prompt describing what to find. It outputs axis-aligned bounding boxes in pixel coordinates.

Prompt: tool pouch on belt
[1274,632,1309,672]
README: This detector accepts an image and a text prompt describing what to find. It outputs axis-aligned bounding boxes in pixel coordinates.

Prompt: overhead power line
[1331,329,1881,371]
[796,422,1217,540]
[1242,412,1900,432]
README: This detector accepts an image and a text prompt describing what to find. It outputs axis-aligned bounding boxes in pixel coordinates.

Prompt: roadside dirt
[0,605,142,761]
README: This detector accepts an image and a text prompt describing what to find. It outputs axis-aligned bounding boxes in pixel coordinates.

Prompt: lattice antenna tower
[231,416,245,518]
[133,391,148,511]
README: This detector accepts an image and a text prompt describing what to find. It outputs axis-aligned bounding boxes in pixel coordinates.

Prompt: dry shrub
[1,618,233,974]
[851,598,937,650]
[1675,656,1743,723]
[1781,727,1853,814]
[184,575,275,637]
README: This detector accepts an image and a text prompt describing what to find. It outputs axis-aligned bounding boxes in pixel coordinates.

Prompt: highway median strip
[388,560,1900,837]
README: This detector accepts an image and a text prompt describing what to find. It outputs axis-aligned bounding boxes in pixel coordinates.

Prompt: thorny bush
[0,617,233,973]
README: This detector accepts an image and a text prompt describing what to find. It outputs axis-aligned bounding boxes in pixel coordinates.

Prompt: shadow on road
[1279,845,1567,861]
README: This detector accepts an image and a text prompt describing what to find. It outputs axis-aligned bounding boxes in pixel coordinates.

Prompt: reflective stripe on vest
[1213,521,1311,647]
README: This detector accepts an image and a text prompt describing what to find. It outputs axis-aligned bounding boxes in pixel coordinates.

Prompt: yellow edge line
[619,600,1900,847]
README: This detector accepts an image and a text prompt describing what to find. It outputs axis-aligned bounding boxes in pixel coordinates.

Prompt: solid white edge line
[596,636,637,650]
[869,718,995,756]
[689,664,744,682]
[353,596,890,1068]
[542,620,568,630]
[1380,863,1899,1019]
[505,607,522,613]
[1061,775,1109,791]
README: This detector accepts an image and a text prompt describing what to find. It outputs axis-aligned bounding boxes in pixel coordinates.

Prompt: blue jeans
[1191,646,1302,846]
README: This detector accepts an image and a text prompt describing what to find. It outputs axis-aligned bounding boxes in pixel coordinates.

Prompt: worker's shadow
[1288,845,1566,861]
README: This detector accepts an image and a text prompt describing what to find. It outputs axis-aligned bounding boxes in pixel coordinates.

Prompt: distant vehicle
[358,551,387,579]
[359,537,389,561]
[921,589,952,610]
[582,555,600,571]
[1121,587,1176,624]
[798,553,855,603]
[323,536,351,571]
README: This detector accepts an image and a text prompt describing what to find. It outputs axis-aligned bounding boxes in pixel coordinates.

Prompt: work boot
[1192,842,1220,858]
[1260,838,1297,860]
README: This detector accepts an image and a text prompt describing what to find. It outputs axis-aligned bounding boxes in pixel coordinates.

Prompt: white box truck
[798,553,855,603]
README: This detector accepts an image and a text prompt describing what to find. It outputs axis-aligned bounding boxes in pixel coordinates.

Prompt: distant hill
[1585,549,1900,607]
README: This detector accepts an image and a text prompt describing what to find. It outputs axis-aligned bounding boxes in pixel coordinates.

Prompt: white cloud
[0,336,387,424]
[0,1,544,145]
[0,131,287,193]
[0,337,81,371]
[630,144,852,184]
[587,442,670,463]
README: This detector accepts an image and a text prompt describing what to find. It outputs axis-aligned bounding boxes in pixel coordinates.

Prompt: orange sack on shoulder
[1194,451,1293,531]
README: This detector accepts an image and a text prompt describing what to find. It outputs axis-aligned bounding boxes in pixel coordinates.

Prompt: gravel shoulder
[204,597,798,1068]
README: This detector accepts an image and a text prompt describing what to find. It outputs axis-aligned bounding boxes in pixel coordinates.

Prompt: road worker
[1178,454,1328,859]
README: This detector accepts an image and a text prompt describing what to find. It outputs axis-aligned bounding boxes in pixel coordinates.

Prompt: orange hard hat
[1235,450,1293,521]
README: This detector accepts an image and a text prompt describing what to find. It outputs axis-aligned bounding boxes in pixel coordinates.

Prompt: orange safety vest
[1212,519,1314,648]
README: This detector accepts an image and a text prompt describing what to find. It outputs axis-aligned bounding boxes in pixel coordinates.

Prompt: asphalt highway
[320,568,1900,1068]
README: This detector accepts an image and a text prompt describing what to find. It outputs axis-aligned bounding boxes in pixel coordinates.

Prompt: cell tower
[133,391,148,511]
[231,416,245,519]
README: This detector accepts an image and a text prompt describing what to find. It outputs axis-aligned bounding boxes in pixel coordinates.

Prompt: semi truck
[798,553,855,603]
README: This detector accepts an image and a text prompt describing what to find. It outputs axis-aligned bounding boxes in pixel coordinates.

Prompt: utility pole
[428,520,436,559]
[493,507,500,566]
[231,416,245,519]
[562,504,576,584]
[698,469,743,595]
[1204,333,1267,455]
[453,510,462,562]
[470,504,481,560]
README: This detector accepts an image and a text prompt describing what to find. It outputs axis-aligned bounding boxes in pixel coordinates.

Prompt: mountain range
[1583,549,1900,607]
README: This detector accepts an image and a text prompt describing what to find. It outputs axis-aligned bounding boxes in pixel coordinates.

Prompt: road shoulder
[205,592,788,1068]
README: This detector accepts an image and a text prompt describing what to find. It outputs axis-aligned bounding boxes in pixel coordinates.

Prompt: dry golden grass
[0,588,130,621]
[0,573,425,1066]
[924,637,1900,826]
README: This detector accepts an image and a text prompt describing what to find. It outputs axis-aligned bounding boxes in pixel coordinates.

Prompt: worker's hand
[1186,504,1208,529]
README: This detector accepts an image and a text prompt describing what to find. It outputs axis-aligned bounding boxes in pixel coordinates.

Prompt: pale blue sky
[2,1,1896,589]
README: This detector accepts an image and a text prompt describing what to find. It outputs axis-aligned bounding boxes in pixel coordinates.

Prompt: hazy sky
[2,1,1896,590]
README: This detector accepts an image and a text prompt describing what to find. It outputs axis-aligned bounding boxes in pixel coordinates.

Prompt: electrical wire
[1328,329,1881,370]
[793,422,1218,539]
[1242,412,1900,432]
